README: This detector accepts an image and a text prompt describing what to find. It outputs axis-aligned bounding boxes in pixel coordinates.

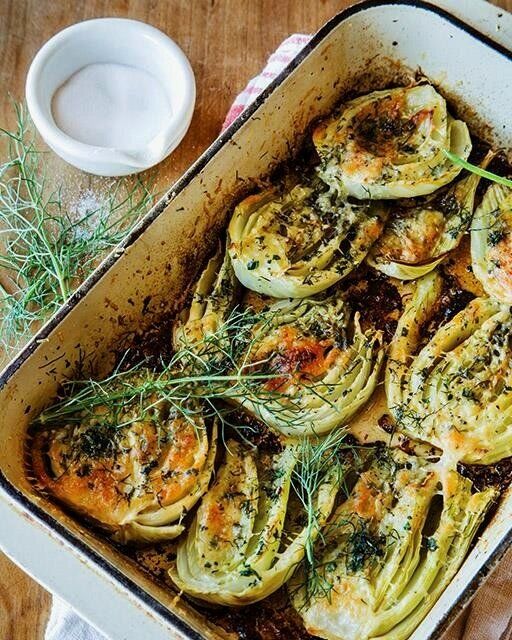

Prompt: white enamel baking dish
[1,1,511,639]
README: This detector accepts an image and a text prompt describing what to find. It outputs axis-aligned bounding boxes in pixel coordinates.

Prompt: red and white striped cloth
[222,33,311,130]
[46,31,512,640]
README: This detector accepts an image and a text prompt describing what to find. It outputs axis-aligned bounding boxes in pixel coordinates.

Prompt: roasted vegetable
[443,237,486,298]
[169,439,341,606]
[313,85,471,199]
[291,449,496,640]
[173,244,238,351]
[386,271,512,464]
[229,293,384,437]
[368,153,491,279]
[471,183,512,303]
[32,371,217,544]
[228,180,386,298]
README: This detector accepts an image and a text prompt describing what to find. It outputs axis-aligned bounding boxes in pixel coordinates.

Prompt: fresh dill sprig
[290,430,356,603]
[34,308,300,434]
[444,149,512,188]
[0,103,154,353]
[34,304,346,449]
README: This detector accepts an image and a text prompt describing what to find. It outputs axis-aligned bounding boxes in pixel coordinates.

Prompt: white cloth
[46,597,106,640]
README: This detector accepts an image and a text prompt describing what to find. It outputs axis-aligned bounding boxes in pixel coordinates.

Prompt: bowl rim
[25,17,196,173]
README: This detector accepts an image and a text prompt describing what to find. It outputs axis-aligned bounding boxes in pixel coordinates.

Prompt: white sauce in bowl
[51,63,172,149]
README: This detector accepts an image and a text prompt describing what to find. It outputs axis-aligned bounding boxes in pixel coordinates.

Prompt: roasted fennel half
[386,271,512,464]
[228,293,384,437]
[367,152,492,279]
[228,177,386,298]
[313,84,471,200]
[32,369,217,544]
[290,448,496,640]
[471,183,512,304]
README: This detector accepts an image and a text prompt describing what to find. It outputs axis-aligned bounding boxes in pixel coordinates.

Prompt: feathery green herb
[290,431,359,603]
[0,103,154,352]
[34,308,316,440]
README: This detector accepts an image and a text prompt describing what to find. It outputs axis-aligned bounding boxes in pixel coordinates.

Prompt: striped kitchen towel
[222,33,311,130]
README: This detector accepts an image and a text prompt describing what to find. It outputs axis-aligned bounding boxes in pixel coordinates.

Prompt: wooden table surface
[0,1,511,639]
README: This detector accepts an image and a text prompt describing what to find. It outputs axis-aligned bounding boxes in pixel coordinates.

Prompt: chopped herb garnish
[425,537,438,551]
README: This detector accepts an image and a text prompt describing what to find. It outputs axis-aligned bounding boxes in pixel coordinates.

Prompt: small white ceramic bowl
[26,18,196,176]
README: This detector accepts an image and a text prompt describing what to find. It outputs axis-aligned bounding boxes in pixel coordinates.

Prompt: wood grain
[0,1,510,639]
[0,554,51,640]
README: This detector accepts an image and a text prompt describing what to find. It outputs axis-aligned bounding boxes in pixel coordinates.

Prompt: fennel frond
[0,103,154,353]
